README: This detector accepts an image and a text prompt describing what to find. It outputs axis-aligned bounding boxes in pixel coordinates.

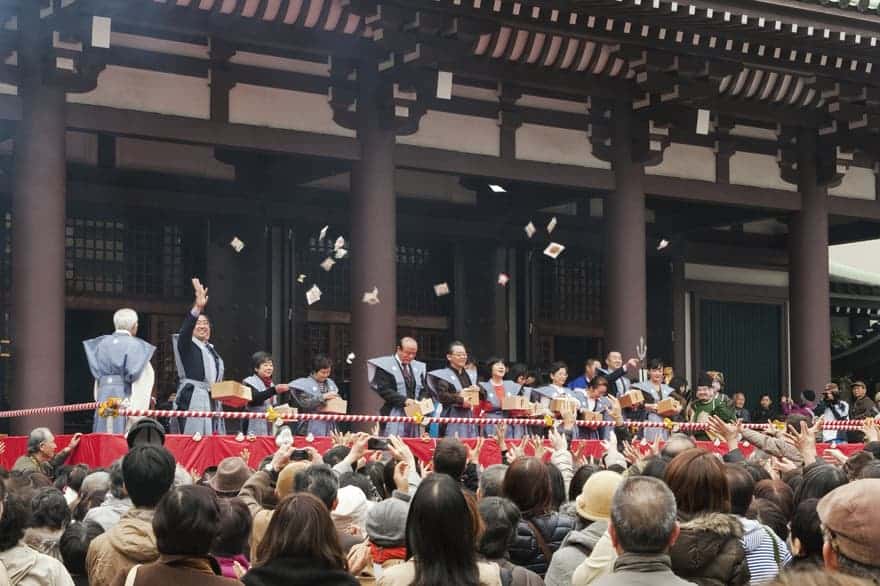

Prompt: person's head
[669,376,688,396]
[502,457,551,518]
[822,384,840,404]
[126,417,166,448]
[194,314,211,342]
[27,427,56,459]
[256,492,346,568]
[648,359,664,383]
[790,498,823,560]
[486,357,507,380]
[397,336,418,365]
[785,413,812,435]
[584,358,601,379]
[547,463,566,511]
[122,445,176,508]
[609,476,679,555]
[852,382,867,400]
[31,487,71,530]
[818,479,880,580]
[447,341,468,370]
[795,464,848,507]
[64,464,90,495]
[844,452,875,483]
[433,437,468,480]
[753,479,794,520]
[576,470,623,524]
[694,373,714,402]
[211,497,252,557]
[59,521,104,576]
[588,375,608,398]
[863,441,880,461]
[548,361,568,386]
[322,446,351,468]
[733,392,746,409]
[107,459,126,499]
[275,461,309,501]
[858,461,880,479]
[477,496,521,559]
[606,351,622,369]
[568,464,598,503]
[724,464,755,516]
[113,308,138,335]
[660,433,696,460]
[365,491,408,548]
[358,461,388,501]
[749,498,789,541]
[478,464,508,500]
[0,486,28,552]
[641,457,668,480]
[800,389,817,405]
[760,394,772,409]
[406,474,479,584]
[208,456,252,497]
[153,485,220,556]
[508,363,532,385]
[311,354,333,382]
[252,351,274,378]
[293,464,339,510]
[665,448,730,516]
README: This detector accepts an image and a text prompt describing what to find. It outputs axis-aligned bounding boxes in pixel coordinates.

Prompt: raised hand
[784,420,820,466]
[493,422,508,453]
[192,278,209,311]
[468,436,486,465]
[387,435,415,468]
[862,418,880,442]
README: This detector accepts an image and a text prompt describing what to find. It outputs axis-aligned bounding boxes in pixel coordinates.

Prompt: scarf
[370,544,407,565]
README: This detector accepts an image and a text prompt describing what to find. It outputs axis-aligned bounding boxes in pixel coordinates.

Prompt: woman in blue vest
[241,351,288,436]
[287,354,341,437]
[534,361,586,439]
[480,357,529,439]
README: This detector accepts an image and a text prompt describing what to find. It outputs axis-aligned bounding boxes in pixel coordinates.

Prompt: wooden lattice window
[537,254,602,322]
[149,313,184,401]
[397,327,447,370]
[299,322,352,384]
[397,245,446,316]
[66,218,125,294]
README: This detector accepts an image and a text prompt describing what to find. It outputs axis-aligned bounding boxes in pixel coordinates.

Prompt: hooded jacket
[22,528,64,562]
[668,513,750,586]
[84,495,133,532]
[509,511,577,577]
[0,542,75,586]
[544,520,607,586]
[86,508,159,586]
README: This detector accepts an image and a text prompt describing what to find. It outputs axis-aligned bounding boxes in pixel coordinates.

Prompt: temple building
[2,0,880,433]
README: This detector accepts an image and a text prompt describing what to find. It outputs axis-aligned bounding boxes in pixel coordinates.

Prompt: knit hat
[576,470,623,522]
[209,457,251,495]
[332,485,372,535]
[366,491,411,547]
[817,479,880,566]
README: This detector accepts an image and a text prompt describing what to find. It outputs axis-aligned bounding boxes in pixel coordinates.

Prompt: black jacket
[508,512,576,577]
[242,557,357,586]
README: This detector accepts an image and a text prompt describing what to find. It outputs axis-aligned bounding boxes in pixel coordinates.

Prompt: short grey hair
[26,427,53,455]
[610,476,678,554]
[113,308,138,332]
[479,464,508,498]
[661,433,696,459]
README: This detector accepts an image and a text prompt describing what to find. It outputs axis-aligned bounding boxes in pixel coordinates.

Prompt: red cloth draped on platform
[0,434,866,473]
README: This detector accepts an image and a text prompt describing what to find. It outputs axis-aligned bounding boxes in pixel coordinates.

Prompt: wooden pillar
[604,103,647,358]
[788,129,831,394]
[11,3,67,434]
[350,66,396,417]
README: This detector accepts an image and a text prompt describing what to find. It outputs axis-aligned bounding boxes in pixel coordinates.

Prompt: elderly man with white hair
[83,308,156,433]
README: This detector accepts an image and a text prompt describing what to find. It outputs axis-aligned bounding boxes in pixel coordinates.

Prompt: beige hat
[208,456,251,495]
[576,470,623,522]
[817,479,880,567]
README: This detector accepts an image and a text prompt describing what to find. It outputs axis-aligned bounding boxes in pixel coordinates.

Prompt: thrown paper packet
[346,352,356,364]
[319,225,329,241]
[320,257,336,272]
[192,432,203,442]
[657,239,670,251]
[334,248,348,259]
[524,222,536,238]
[306,284,322,305]
[235,432,245,442]
[230,237,245,253]
[276,427,293,446]
[362,287,380,305]
[297,274,307,283]
[434,282,450,297]
[543,242,565,259]
[547,217,557,234]
[497,273,510,286]
[306,433,315,443]
[334,236,345,251]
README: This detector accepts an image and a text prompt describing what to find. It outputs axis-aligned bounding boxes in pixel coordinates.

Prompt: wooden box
[461,388,481,406]
[211,381,253,409]
[404,398,435,418]
[322,397,348,414]
[550,397,579,415]
[502,395,531,411]
[580,410,604,422]
[656,398,681,417]
[618,389,645,409]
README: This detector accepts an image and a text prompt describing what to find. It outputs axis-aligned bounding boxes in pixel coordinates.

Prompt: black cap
[696,372,714,388]
[126,417,166,449]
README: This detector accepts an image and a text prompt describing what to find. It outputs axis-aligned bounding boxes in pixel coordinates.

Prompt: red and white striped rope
[0,402,874,432]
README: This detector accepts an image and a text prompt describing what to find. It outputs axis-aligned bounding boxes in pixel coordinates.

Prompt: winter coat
[485,557,545,586]
[108,555,242,586]
[22,528,64,562]
[593,552,695,586]
[571,531,615,585]
[242,556,358,586]
[668,513,750,586]
[509,512,577,577]
[0,542,75,586]
[83,495,133,531]
[86,508,159,586]
[544,520,607,586]
[377,560,502,586]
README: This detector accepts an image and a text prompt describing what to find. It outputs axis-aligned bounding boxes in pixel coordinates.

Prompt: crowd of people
[3,405,880,585]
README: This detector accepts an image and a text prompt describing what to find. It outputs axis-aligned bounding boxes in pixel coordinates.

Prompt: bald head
[397,337,418,365]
